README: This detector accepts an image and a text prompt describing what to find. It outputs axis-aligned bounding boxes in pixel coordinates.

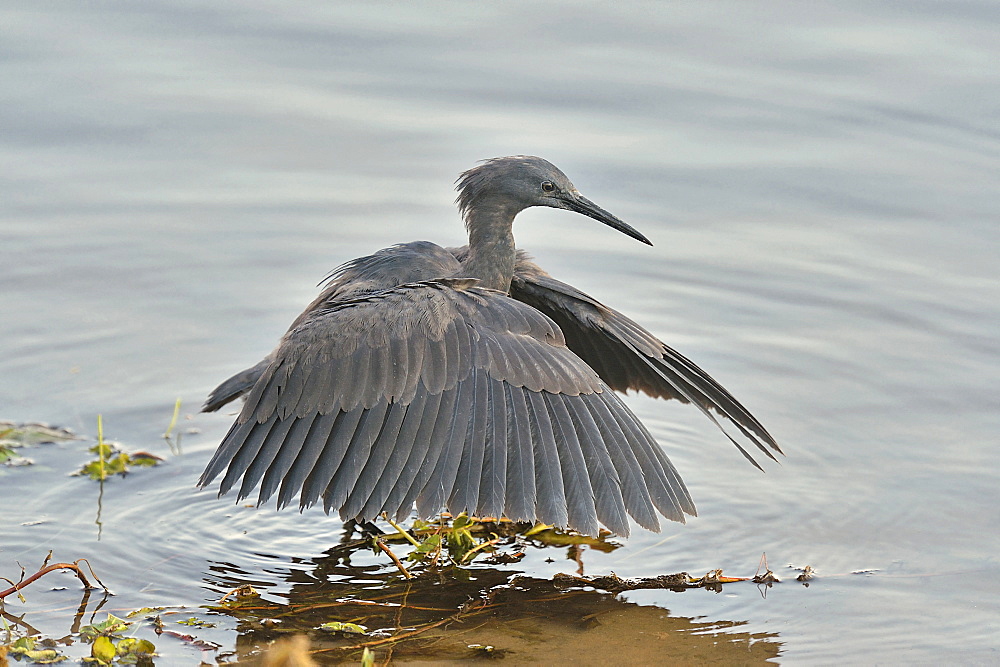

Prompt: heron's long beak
[561,193,653,246]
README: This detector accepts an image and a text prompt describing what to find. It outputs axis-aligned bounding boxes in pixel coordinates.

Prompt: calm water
[2,1,998,663]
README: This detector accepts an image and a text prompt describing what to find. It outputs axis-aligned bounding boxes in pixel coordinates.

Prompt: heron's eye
[541,181,555,193]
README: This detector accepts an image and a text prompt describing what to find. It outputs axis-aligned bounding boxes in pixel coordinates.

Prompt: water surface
[2,1,998,663]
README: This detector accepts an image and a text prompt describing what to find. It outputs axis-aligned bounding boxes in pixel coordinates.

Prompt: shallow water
[2,1,999,663]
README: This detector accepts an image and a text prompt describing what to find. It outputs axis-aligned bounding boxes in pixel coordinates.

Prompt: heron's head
[456,156,652,245]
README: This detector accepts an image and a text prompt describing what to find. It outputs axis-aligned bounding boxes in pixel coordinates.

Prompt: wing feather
[422,320,449,395]
[394,387,458,521]
[255,414,317,505]
[247,366,284,424]
[449,371,489,515]
[323,398,390,514]
[477,376,508,518]
[299,406,364,508]
[503,382,535,522]
[417,374,474,517]
[543,392,599,537]
[217,416,279,497]
[509,268,780,461]
[385,334,409,402]
[361,344,387,409]
[451,313,474,385]
[579,394,659,532]
[600,391,694,521]
[526,391,569,529]
[199,415,256,489]
[399,334,427,405]
[341,398,412,521]
[276,411,339,509]
[202,269,711,536]
[364,389,438,521]
[367,392,429,517]
[237,415,297,501]
[561,395,629,536]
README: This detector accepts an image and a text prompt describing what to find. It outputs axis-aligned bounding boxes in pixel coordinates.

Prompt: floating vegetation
[1,572,160,666]
[1,606,212,666]
[0,421,79,447]
[72,415,162,481]
[3,636,68,664]
[216,584,260,609]
[79,614,157,666]
[0,442,19,465]
[1,416,168,477]
[401,514,486,567]
[74,443,162,481]
[0,421,79,467]
[317,621,368,635]
[373,513,619,574]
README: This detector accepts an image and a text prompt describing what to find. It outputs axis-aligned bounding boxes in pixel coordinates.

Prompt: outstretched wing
[508,255,781,469]
[199,278,695,537]
[203,241,463,413]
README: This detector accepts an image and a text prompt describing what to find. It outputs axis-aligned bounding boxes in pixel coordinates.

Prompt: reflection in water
[68,588,111,636]
[94,478,104,541]
[0,586,112,641]
[206,546,781,664]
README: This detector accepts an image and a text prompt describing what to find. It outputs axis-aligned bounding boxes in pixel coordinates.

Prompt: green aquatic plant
[0,421,79,467]
[0,442,17,464]
[4,636,68,664]
[124,608,166,619]
[391,514,503,567]
[73,415,162,481]
[79,614,130,642]
[79,614,156,666]
[318,621,368,635]
[387,513,613,569]
[75,444,161,481]
[0,421,78,446]
[161,397,182,440]
[161,397,186,455]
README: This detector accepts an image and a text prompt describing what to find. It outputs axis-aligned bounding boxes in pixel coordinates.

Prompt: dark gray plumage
[199,156,781,537]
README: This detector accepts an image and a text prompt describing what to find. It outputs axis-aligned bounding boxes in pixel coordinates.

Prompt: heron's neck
[463,208,517,293]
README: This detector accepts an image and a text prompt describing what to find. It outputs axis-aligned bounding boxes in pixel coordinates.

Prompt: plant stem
[97,414,105,480]
[381,514,420,547]
[163,398,181,439]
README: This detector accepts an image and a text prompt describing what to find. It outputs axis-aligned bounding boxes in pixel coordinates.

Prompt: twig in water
[375,539,413,579]
[380,514,420,548]
[753,552,780,584]
[0,559,107,601]
[216,584,259,605]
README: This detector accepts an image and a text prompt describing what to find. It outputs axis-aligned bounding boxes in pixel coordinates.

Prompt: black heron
[199,156,780,537]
